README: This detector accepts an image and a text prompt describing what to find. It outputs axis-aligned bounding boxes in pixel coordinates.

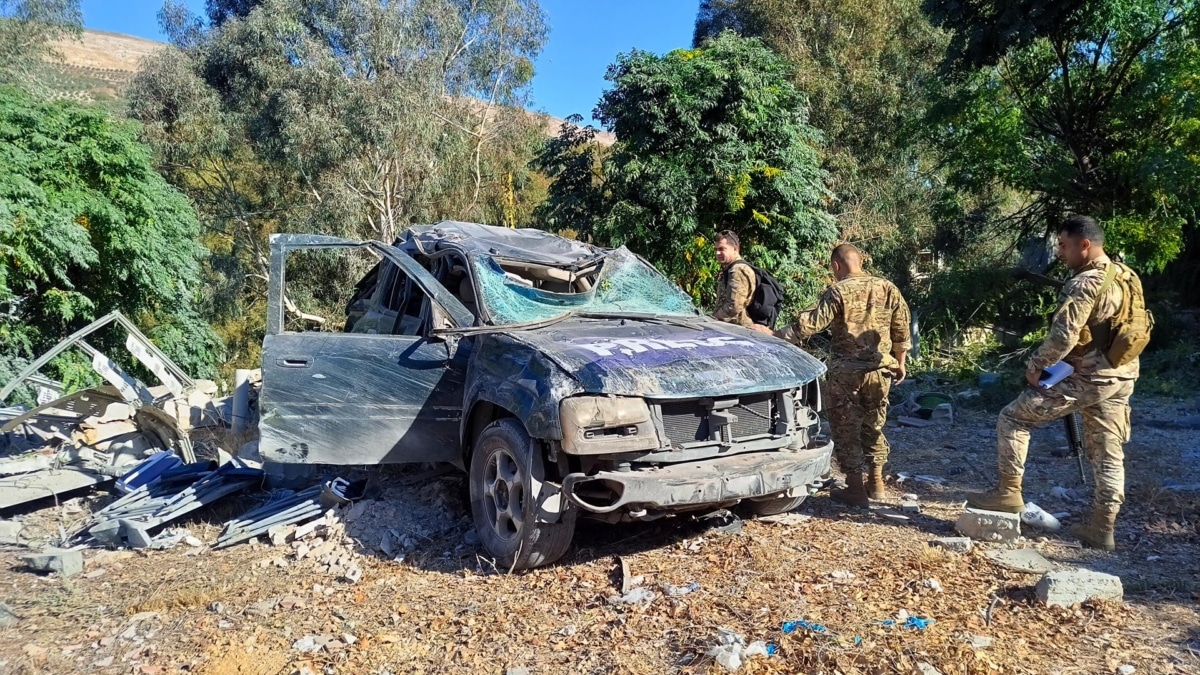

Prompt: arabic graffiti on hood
[567,333,759,358]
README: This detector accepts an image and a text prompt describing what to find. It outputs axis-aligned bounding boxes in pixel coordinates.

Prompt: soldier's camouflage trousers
[997,374,1135,508]
[824,367,892,473]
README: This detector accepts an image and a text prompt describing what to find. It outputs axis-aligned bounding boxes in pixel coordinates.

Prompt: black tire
[469,418,575,571]
[741,494,807,517]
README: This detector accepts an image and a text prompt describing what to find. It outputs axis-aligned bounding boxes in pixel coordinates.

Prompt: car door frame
[259,234,475,466]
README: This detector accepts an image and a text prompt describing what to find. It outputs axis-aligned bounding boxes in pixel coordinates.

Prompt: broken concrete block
[120,520,154,549]
[955,508,1021,543]
[930,537,973,553]
[21,548,84,577]
[900,501,921,514]
[983,548,1058,574]
[268,524,294,547]
[0,519,22,545]
[1035,569,1123,607]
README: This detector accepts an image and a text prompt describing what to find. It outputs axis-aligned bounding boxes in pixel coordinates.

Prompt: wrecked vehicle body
[260,221,832,570]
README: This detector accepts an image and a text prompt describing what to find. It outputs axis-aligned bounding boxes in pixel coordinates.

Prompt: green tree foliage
[0,86,221,380]
[0,0,81,88]
[925,0,1200,272]
[129,0,549,372]
[535,32,835,306]
[693,0,947,285]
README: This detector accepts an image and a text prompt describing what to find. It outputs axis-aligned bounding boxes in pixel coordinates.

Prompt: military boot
[1070,505,1118,551]
[965,474,1024,513]
[831,472,870,509]
[866,465,888,501]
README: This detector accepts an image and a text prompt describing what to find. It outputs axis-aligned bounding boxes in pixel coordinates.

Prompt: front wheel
[740,494,807,517]
[469,418,575,571]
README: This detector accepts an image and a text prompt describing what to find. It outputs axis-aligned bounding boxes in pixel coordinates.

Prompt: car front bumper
[561,439,833,514]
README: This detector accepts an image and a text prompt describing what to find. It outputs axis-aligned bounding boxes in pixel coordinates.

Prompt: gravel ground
[0,392,1196,675]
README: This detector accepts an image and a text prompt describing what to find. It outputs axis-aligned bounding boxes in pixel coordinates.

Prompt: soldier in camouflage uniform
[765,244,911,507]
[712,231,758,328]
[967,216,1140,551]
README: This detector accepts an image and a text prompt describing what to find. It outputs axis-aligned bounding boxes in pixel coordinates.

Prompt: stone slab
[1035,569,1123,607]
[983,548,1058,574]
[955,508,1021,543]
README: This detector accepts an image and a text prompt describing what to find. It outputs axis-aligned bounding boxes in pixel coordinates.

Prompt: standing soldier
[968,216,1148,551]
[765,244,911,507]
[712,230,758,328]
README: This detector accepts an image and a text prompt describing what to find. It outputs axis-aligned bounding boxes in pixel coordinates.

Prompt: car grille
[657,394,775,447]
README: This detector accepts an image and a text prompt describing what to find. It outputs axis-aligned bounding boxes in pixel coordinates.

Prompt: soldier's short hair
[716,230,740,249]
[831,243,862,266]
[1059,215,1105,245]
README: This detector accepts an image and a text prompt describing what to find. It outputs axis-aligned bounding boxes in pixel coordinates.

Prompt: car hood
[506,318,826,399]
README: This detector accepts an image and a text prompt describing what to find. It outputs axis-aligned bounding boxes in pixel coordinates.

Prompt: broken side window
[472,248,699,325]
[283,247,379,333]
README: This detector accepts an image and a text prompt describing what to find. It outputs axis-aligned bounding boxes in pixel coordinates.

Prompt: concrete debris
[929,537,973,553]
[983,549,1059,574]
[967,635,993,649]
[900,501,922,514]
[706,628,770,672]
[0,519,22,545]
[756,512,812,526]
[1117,665,1136,675]
[609,587,657,605]
[292,635,335,653]
[21,548,84,577]
[1036,569,1124,607]
[245,598,279,617]
[506,668,530,675]
[916,662,944,675]
[0,602,19,628]
[955,508,1021,543]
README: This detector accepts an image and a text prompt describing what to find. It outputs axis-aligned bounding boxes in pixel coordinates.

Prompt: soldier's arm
[775,288,839,345]
[890,288,913,381]
[713,265,756,328]
[890,287,913,356]
[1027,275,1102,373]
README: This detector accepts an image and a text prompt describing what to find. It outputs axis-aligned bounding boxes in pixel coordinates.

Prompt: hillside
[42,29,615,144]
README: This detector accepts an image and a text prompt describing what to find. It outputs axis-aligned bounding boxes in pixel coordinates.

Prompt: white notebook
[1038,361,1074,389]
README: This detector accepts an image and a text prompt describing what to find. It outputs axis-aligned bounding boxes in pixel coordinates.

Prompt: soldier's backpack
[1094,262,1154,367]
[731,260,786,329]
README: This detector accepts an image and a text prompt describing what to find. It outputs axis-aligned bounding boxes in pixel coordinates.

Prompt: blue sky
[80,0,699,121]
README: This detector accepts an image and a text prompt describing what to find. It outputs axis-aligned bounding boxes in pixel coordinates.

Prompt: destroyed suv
[260,222,832,570]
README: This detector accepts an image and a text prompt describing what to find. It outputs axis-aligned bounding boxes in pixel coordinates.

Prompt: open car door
[259,234,474,466]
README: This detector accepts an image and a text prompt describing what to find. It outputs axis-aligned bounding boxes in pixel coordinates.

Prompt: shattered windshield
[472,247,700,325]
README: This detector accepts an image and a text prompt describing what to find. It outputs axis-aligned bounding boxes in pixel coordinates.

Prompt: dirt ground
[0,391,1197,675]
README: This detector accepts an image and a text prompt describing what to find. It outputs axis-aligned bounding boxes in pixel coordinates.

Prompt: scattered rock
[0,602,20,628]
[292,636,323,653]
[93,656,115,667]
[1117,666,1136,675]
[900,501,921,514]
[916,663,943,675]
[22,644,47,661]
[929,537,973,553]
[955,508,1021,543]
[208,602,225,614]
[245,598,278,617]
[341,563,363,584]
[1035,569,1123,607]
[967,635,994,649]
[507,669,530,675]
[757,512,812,526]
[21,548,84,577]
[983,549,1058,574]
[901,493,920,501]
[279,596,306,611]
[464,529,481,546]
[342,633,357,646]
[923,578,942,593]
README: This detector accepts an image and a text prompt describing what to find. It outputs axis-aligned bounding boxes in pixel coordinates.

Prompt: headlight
[559,396,660,455]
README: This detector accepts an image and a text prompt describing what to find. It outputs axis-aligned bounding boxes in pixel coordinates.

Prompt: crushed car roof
[397,221,608,268]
